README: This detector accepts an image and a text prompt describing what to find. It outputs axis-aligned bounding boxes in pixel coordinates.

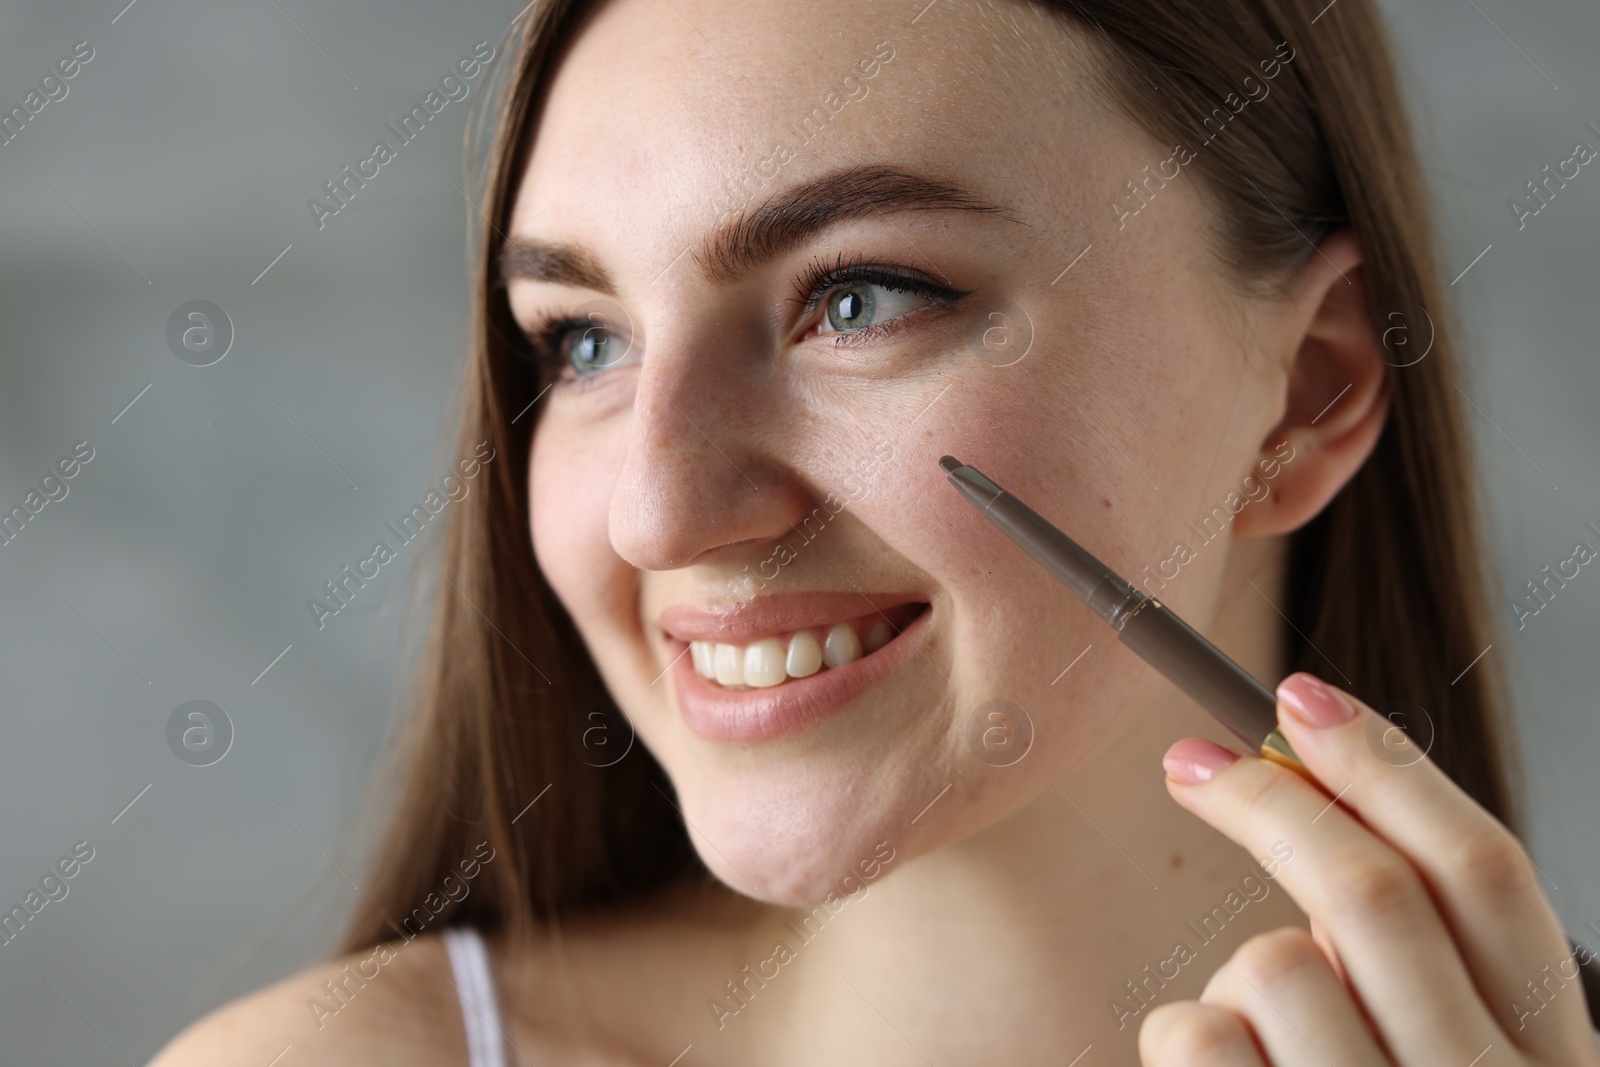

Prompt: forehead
[510,0,1110,273]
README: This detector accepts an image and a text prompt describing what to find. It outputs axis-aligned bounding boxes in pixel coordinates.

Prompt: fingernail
[1278,671,1356,728]
[1163,738,1240,785]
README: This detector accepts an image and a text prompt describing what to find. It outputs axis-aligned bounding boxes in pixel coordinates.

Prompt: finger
[1201,927,1389,1066]
[1308,919,1372,1031]
[1275,671,1588,1055]
[1162,736,1501,1065]
[1139,1001,1267,1067]
[1308,919,1344,986]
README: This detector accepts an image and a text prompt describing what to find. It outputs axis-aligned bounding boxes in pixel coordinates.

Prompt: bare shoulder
[150,883,776,1066]
[148,932,465,1066]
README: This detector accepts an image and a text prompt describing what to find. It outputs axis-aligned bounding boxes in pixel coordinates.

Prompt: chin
[674,773,908,907]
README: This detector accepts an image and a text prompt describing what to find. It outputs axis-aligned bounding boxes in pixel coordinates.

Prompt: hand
[1139,671,1600,1066]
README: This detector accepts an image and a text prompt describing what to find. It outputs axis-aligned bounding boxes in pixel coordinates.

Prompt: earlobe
[1233,230,1391,540]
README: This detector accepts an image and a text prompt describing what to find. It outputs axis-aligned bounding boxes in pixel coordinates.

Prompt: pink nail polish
[1163,738,1240,784]
[1278,672,1356,728]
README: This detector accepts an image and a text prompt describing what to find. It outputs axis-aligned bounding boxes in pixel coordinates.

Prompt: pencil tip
[938,455,962,473]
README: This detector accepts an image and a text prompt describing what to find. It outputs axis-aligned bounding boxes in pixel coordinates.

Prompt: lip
[657,591,926,644]
[669,600,934,742]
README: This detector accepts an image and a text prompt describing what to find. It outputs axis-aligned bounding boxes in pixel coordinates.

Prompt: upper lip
[656,591,928,644]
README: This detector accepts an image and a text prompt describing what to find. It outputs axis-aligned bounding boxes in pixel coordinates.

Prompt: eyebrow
[496,163,1019,293]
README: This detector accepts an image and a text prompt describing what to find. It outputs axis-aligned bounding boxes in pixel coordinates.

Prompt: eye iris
[827,286,874,331]
[567,323,612,373]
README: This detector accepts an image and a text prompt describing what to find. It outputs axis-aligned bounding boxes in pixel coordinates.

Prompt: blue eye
[563,316,622,375]
[519,258,965,386]
[525,311,632,381]
[792,256,969,343]
[820,282,939,335]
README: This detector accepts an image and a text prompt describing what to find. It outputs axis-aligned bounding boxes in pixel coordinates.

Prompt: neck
[727,536,1303,1065]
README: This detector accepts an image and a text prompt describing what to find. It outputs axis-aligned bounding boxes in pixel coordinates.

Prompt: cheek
[528,417,630,628]
[828,312,1226,727]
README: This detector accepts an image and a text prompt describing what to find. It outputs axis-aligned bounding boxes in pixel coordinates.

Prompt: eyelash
[516,253,967,382]
[789,252,969,346]
[519,313,602,382]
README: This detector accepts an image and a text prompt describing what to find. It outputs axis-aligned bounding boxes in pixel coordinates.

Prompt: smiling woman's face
[507,0,1300,905]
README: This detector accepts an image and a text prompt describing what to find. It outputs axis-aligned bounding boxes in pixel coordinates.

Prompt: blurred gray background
[0,0,1595,1061]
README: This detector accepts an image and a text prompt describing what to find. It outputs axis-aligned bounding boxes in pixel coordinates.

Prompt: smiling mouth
[684,602,928,690]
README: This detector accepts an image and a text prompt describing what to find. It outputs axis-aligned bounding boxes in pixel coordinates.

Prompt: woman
[153,0,1598,1063]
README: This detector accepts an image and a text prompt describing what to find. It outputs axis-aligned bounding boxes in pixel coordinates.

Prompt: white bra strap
[441,926,508,1067]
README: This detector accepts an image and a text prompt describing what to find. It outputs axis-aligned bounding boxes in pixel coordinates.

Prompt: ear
[1232,229,1390,540]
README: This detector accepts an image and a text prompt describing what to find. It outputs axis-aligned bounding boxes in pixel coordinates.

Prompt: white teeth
[743,638,787,688]
[687,616,898,689]
[785,630,823,678]
[714,642,745,686]
[823,622,862,668]
[863,620,893,654]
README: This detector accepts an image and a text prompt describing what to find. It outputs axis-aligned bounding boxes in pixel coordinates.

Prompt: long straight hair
[340,0,1516,952]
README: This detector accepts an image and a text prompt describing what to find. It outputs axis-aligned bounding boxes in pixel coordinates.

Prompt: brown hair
[339,0,1516,952]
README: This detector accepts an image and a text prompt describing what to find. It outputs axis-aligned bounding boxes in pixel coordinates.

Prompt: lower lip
[670,605,933,742]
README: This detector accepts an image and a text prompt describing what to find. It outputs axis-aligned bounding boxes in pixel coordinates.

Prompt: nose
[608,325,816,573]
